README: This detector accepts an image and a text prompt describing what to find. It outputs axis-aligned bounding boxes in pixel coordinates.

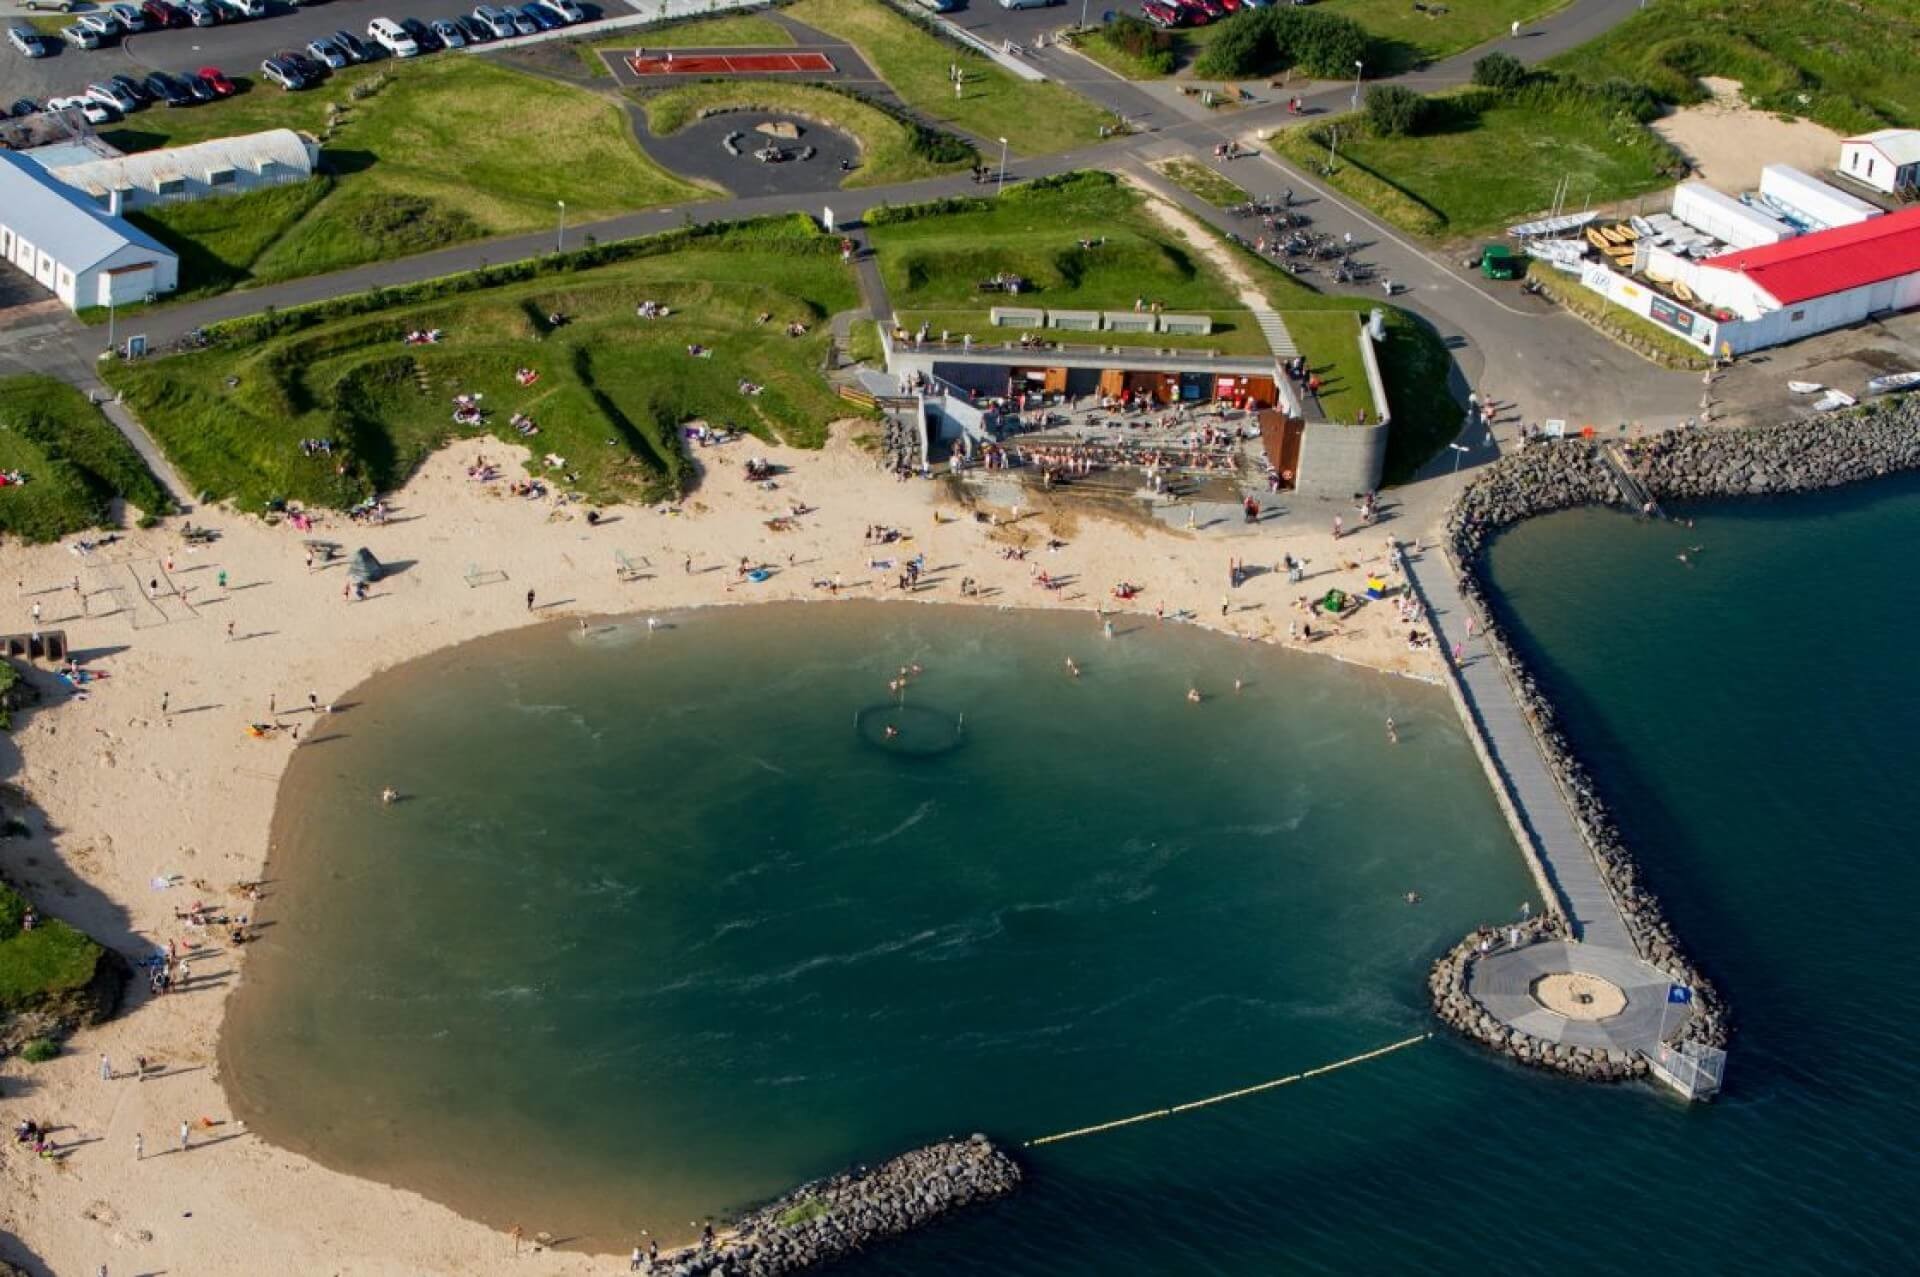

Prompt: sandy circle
[1532,972,1628,1020]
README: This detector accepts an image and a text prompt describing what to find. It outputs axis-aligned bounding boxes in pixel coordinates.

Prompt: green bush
[1194,8,1372,80]
[1472,51,1528,90]
[19,1036,59,1063]
[1103,15,1177,76]
[1365,84,1430,136]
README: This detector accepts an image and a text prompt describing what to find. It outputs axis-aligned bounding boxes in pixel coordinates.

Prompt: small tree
[1365,84,1430,137]
[1472,51,1528,91]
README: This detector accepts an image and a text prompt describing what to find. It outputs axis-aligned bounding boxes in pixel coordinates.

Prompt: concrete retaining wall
[1295,419,1386,500]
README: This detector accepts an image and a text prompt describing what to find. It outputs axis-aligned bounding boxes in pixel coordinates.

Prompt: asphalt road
[0,0,615,106]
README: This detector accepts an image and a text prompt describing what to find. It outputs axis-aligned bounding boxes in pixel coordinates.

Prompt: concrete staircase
[1253,307,1297,359]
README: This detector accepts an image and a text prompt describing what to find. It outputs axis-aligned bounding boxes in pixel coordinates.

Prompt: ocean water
[225,469,1920,1276]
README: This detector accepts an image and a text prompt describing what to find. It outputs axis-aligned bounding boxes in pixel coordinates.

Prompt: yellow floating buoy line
[1024,1032,1433,1148]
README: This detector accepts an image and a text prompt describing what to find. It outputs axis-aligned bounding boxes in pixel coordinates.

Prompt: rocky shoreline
[1429,395,1920,1083]
[650,1135,1021,1276]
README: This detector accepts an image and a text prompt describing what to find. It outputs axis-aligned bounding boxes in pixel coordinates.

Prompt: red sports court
[626,51,837,76]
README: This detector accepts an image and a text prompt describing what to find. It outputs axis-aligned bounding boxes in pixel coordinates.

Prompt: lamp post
[1352,60,1364,111]
[1449,441,1471,477]
[1325,124,1338,175]
[1080,0,1089,29]
[996,137,1009,196]
[555,200,566,255]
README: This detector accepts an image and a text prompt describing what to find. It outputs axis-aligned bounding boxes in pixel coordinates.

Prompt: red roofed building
[1686,206,1920,354]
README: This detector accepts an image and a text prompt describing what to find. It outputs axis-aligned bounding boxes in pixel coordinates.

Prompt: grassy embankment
[784,0,1117,154]
[577,12,796,77]
[1547,0,1920,133]
[0,376,173,542]
[869,173,1269,354]
[1,873,113,1063]
[110,57,707,298]
[102,217,859,513]
[1275,86,1679,237]
[640,80,974,187]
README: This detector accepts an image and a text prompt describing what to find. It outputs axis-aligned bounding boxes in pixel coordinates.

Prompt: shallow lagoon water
[228,469,1920,1275]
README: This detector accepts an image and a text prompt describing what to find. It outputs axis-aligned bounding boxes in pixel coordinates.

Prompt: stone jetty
[1416,394,1920,1092]
[649,1135,1021,1276]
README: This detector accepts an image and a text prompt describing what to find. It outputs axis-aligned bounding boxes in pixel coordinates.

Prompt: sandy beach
[0,424,1436,1275]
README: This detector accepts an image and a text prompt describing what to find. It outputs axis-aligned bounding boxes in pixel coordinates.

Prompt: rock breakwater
[652,1135,1020,1276]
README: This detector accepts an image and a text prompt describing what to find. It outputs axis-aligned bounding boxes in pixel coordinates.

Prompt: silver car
[307,36,348,68]
[108,2,148,30]
[430,18,465,47]
[183,1,218,25]
[77,12,122,36]
[472,6,516,38]
[86,79,141,112]
[8,25,54,57]
[62,23,103,49]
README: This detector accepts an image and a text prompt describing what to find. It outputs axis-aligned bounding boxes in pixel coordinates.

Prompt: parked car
[452,14,490,43]
[429,18,465,47]
[141,0,186,27]
[76,12,122,37]
[288,49,326,80]
[472,5,516,38]
[146,70,195,106]
[306,35,348,68]
[52,94,117,124]
[260,53,314,90]
[184,73,217,102]
[539,0,582,22]
[9,97,41,117]
[1184,0,1227,18]
[61,23,102,49]
[86,79,141,112]
[516,3,559,31]
[506,7,537,34]
[215,0,266,19]
[996,0,1056,9]
[108,3,149,32]
[24,0,77,10]
[366,17,418,57]
[196,64,235,95]
[330,29,369,61]
[7,25,55,57]
[183,1,219,26]
[1140,0,1183,27]
[110,72,154,104]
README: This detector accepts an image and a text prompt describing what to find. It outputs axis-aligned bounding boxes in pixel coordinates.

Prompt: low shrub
[19,1036,59,1063]
[1194,8,1372,80]
[1102,14,1177,76]
[1471,51,1528,90]
[1365,84,1431,137]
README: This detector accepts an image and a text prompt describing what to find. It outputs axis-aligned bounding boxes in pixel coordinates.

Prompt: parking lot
[1,0,616,110]
[939,0,1147,58]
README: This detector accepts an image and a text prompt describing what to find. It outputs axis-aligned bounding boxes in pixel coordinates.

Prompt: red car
[1186,0,1229,18]
[197,66,236,97]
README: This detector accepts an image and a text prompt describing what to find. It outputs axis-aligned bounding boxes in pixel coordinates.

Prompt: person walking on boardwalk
[526,588,536,611]
[178,1120,190,1153]
[134,1133,142,1162]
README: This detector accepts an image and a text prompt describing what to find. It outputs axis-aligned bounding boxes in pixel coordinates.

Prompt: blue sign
[1667,984,1693,1005]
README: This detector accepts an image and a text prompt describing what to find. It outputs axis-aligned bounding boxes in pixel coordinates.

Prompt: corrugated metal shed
[46,129,315,198]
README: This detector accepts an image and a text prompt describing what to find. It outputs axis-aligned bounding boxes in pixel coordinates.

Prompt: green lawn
[1549,0,1920,133]
[0,375,174,541]
[578,12,796,76]
[784,0,1118,155]
[101,58,708,295]
[892,308,1271,355]
[1,882,108,1014]
[1276,93,1674,237]
[1324,0,1568,69]
[1280,308,1372,423]
[869,173,1250,323]
[640,81,972,187]
[1151,159,1250,209]
[102,220,859,512]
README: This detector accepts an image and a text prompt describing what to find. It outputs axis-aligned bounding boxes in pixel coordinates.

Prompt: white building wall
[1705,269,1920,354]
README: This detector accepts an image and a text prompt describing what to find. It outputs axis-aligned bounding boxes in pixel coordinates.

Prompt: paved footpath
[1401,548,1632,951]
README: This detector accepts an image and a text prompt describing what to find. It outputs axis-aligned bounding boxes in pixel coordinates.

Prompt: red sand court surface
[626,51,838,75]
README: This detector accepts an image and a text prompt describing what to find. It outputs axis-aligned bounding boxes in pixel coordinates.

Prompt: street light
[1080,0,1090,29]
[996,137,1009,197]
[1449,441,1471,476]
[1352,60,1364,111]
[555,200,566,255]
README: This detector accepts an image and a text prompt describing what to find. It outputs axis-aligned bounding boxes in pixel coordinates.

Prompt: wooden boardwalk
[1404,551,1633,952]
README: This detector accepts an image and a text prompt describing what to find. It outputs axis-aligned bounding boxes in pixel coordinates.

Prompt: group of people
[296,438,336,458]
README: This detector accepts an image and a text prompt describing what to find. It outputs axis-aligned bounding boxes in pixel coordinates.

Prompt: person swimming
[1186,687,1202,704]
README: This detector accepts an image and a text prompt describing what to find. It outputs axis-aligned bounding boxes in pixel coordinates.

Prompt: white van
[997,0,1056,8]
[367,16,419,57]
[215,0,266,18]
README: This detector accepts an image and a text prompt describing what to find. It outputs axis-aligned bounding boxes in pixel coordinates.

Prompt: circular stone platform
[645,113,862,198]
[1466,940,1688,1053]
[1531,971,1628,1020]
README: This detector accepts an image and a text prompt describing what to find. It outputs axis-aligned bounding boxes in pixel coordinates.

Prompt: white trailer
[1671,182,1796,250]
[1757,164,1882,230]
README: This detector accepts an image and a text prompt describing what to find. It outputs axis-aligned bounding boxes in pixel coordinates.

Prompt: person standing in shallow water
[526,588,536,611]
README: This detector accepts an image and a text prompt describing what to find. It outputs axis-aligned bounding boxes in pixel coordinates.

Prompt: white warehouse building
[0,151,179,311]
[40,129,319,215]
